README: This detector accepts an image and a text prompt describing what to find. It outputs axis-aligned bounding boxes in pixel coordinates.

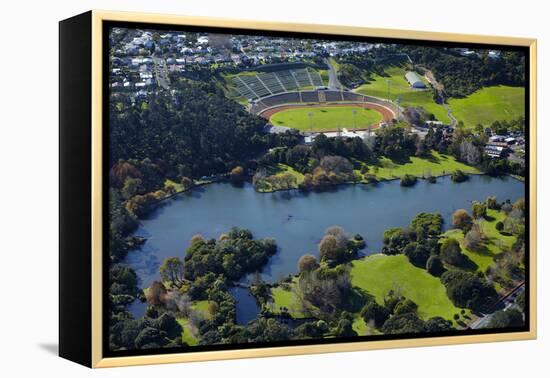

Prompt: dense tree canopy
[183,228,277,281]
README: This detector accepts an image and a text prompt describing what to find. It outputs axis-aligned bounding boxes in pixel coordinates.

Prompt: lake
[124,175,524,320]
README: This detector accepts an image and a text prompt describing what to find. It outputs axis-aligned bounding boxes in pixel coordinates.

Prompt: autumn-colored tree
[110,160,141,188]
[146,281,168,306]
[452,209,473,231]
[319,235,339,261]
[297,254,320,272]
[230,166,245,185]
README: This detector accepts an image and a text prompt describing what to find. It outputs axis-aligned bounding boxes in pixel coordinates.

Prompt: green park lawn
[365,150,481,181]
[255,163,305,193]
[441,209,517,275]
[176,317,199,346]
[175,300,212,346]
[351,254,461,323]
[270,106,383,131]
[447,85,525,129]
[356,66,450,123]
[271,280,308,318]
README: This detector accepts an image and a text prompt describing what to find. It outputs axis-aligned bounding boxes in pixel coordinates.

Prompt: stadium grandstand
[232,68,325,101]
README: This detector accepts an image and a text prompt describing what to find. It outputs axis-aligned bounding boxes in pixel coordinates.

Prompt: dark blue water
[124,175,524,290]
[229,287,261,325]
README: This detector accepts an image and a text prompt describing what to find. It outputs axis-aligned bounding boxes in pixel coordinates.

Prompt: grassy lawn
[175,318,199,346]
[271,282,308,318]
[174,300,213,346]
[366,150,481,181]
[270,106,382,131]
[256,164,305,193]
[351,254,462,323]
[356,66,450,123]
[441,209,517,275]
[191,300,212,319]
[448,85,525,128]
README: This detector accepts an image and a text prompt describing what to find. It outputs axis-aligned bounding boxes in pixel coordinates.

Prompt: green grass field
[176,318,199,346]
[270,106,382,131]
[351,254,462,323]
[441,209,517,275]
[365,151,481,181]
[356,66,451,123]
[447,85,525,129]
[271,282,309,318]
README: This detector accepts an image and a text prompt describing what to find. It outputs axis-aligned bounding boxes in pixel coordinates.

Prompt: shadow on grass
[344,287,375,313]
[457,255,479,272]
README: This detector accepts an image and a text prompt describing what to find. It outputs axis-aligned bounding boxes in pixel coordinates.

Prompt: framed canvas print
[59,10,537,368]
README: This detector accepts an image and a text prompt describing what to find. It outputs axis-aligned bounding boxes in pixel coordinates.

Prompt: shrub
[426,255,445,276]
[451,169,469,183]
[360,302,390,328]
[400,174,418,187]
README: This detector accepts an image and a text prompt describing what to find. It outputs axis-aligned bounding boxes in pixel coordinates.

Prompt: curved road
[325,58,342,90]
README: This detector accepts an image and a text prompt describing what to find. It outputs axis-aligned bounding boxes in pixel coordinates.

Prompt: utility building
[405,71,426,88]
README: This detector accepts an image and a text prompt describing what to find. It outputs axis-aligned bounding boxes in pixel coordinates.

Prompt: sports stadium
[225,65,398,133]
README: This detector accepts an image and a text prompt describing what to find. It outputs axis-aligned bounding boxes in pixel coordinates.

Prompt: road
[153,56,170,90]
[421,67,457,127]
[325,58,342,90]
[469,282,525,329]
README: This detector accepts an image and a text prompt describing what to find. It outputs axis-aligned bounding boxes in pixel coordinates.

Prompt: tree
[451,169,469,183]
[513,198,525,215]
[452,209,473,231]
[394,299,418,315]
[472,201,487,219]
[486,309,524,329]
[485,196,498,210]
[381,312,425,334]
[403,242,430,268]
[121,177,144,199]
[297,254,320,273]
[411,213,443,240]
[134,327,166,349]
[464,228,482,250]
[360,302,390,328]
[208,301,220,316]
[318,234,340,261]
[459,140,481,165]
[400,174,417,187]
[424,317,453,332]
[180,176,194,190]
[325,226,348,249]
[441,270,498,310]
[146,281,167,306]
[334,318,358,337]
[229,166,245,185]
[440,238,463,266]
[159,257,185,287]
[426,255,445,276]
